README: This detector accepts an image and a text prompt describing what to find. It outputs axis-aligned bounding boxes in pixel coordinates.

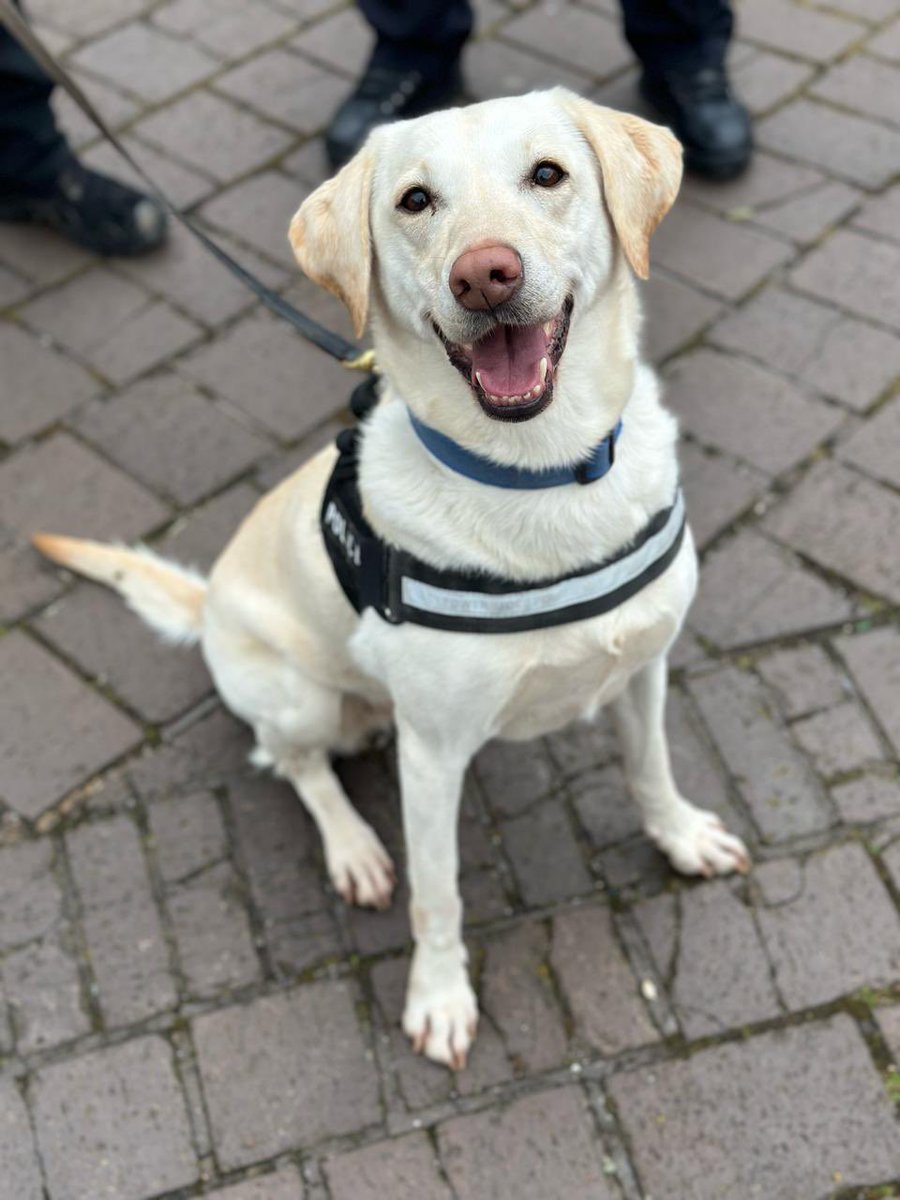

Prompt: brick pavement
[1,0,899,1196]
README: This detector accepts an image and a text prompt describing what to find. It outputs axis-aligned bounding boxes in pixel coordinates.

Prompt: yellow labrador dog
[35,89,749,1069]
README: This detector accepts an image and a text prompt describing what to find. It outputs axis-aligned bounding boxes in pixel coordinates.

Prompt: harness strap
[321,428,686,634]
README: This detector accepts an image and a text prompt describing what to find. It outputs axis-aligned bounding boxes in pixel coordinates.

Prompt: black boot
[640,65,752,180]
[326,61,464,171]
[0,155,167,256]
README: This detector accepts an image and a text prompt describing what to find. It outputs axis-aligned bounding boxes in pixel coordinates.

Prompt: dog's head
[290,89,681,427]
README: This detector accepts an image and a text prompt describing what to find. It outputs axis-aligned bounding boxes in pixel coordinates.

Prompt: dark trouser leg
[0,13,69,192]
[621,0,734,75]
[358,0,473,74]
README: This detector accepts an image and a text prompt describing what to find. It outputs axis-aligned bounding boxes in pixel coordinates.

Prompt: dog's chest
[494,601,678,741]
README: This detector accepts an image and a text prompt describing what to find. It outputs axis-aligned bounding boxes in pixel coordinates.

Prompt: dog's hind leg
[259,733,396,910]
[612,654,750,877]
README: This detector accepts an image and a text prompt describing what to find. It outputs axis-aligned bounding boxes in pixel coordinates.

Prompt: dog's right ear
[288,148,374,339]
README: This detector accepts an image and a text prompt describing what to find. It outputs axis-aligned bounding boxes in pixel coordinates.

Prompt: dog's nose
[449,244,523,310]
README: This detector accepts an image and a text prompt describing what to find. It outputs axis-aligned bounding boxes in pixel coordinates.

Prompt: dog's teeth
[475,371,485,390]
[539,357,548,383]
[543,322,553,337]
[462,343,473,353]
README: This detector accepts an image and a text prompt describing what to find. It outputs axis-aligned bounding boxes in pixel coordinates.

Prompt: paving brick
[0,840,61,948]
[215,49,347,135]
[438,1087,614,1200]
[876,1005,900,1061]
[27,0,148,38]
[128,706,253,799]
[759,99,900,187]
[754,179,862,246]
[134,91,293,183]
[82,135,217,209]
[480,920,568,1072]
[200,170,306,267]
[194,982,380,1166]
[634,881,781,1037]
[178,311,349,438]
[739,0,864,61]
[22,267,201,385]
[830,0,896,18]
[502,800,594,906]
[711,285,900,410]
[117,221,290,327]
[571,763,642,850]
[679,442,766,549]
[228,774,329,924]
[464,37,587,101]
[0,1079,43,1200]
[203,1168,306,1200]
[71,21,216,103]
[764,460,900,604]
[688,667,832,841]
[869,16,900,59]
[501,4,631,79]
[77,374,272,506]
[67,815,177,1023]
[639,272,722,363]
[473,738,558,817]
[756,644,847,719]
[0,221,90,286]
[154,0,299,60]
[51,73,139,150]
[690,529,852,649]
[839,395,900,489]
[792,700,884,776]
[31,1036,198,1200]
[666,686,745,835]
[678,151,822,216]
[550,905,657,1053]
[544,710,618,778]
[833,773,900,823]
[326,1133,452,1200]
[793,228,900,333]
[33,582,212,724]
[731,46,815,114]
[167,862,260,996]
[884,839,900,895]
[756,843,900,1008]
[650,204,793,300]
[0,322,97,443]
[292,6,373,76]
[664,348,844,474]
[0,632,141,820]
[854,181,900,242]
[835,626,900,755]
[149,790,227,883]
[595,835,670,891]
[811,54,900,127]
[610,1015,900,1199]
[157,481,259,573]
[2,934,89,1054]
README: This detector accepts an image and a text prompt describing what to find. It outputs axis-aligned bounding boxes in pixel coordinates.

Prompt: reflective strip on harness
[400,490,686,623]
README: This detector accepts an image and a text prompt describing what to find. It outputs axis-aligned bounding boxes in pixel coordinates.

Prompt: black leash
[0,0,375,372]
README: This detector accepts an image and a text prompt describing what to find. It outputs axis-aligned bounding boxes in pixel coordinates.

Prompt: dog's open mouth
[435,296,574,422]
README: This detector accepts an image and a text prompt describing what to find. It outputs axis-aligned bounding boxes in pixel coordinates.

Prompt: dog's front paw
[326,820,396,909]
[402,947,478,1070]
[647,801,750,878]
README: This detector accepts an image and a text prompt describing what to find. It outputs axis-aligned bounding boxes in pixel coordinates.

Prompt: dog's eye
[532,161,566,188]
[398,187,431,213]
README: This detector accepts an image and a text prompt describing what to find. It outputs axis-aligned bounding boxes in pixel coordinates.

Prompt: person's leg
[326,0,472,170]
[621,0,751,180]
[0,15,167,254]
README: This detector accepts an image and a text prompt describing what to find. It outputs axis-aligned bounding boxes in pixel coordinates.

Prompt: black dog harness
[321,380,687,635]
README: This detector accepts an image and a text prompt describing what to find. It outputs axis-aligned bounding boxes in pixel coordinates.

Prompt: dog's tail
[32,534,207,646]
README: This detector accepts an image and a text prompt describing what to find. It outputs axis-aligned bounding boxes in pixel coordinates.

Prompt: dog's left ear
[558,91,683,280]
[288,148,374,338]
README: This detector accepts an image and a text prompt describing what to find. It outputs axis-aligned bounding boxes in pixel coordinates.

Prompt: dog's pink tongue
[471,323,546,396]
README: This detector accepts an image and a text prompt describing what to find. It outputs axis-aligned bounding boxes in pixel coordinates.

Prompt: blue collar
[407,410,622,490]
